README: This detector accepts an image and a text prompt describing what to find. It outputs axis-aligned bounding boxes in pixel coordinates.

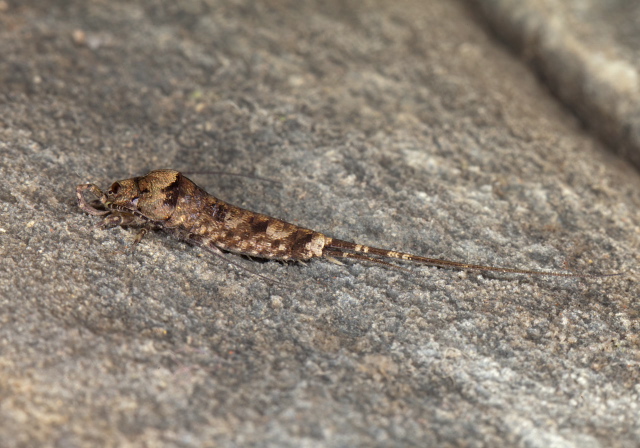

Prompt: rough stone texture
[471,0,640,170]
[0,0,638,447]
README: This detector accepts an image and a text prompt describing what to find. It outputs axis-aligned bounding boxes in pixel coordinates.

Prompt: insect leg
[202,244,288,287]
[131,228,148,250]
[98,211,148,229]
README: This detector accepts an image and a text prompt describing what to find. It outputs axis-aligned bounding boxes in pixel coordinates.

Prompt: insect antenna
[181,171,282,186]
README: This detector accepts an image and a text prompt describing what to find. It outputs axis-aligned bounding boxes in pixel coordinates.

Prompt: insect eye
[108,182,121,196]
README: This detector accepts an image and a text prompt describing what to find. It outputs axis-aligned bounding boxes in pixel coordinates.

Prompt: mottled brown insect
[77,169,614,282]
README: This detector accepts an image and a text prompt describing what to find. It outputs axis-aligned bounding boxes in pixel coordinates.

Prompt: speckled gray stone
[0,1,638,447]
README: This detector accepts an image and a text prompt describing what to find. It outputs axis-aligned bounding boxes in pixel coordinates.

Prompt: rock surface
[473,0,640,169]
[0,0,638,446]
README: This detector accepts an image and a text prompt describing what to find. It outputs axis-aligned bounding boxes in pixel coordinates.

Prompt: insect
[77,169,615,282]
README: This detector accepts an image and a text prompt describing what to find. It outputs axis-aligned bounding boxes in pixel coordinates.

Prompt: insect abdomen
[166,184,326,260]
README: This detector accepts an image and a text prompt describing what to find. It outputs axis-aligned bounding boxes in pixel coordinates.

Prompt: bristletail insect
[77,169,619,282]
